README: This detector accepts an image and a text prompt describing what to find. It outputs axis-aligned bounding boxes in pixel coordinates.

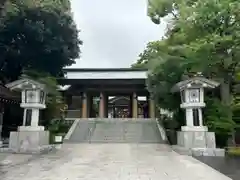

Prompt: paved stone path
[0,144,231,180]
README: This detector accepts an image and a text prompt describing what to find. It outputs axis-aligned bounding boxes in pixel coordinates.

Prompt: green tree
[134,0,240,145]
[0,5,81,82]
[3,0,71,14]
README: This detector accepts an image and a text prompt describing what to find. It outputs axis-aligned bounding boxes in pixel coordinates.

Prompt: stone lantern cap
[171,76,220,93]
[5,78,45,91]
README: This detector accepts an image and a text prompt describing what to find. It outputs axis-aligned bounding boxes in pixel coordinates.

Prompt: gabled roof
[62,68,148,80]
[0,83,20,103]
[171,77,220,93]
[6,78,45,91]
[109,96,130,104]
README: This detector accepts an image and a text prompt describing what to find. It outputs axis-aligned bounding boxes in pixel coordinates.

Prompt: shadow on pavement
[195,156,240,180]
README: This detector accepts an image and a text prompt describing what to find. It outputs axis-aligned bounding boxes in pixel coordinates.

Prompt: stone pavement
[0,153,36,168]
[0,144,232,180]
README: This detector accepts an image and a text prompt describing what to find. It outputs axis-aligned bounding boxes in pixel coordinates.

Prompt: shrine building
[58,68,156,119]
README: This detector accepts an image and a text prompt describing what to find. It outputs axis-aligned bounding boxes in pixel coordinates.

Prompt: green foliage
[48,117,71,134]
[48,117,73,144]
[4,0,71,14]
[233,94,240,130]
[147,0,240,81]
[0,3,81,82]
[133,0,240,145]
[148,0,176,24]
[205,97,235,135]
[132,41,166,69]
[227,147,240,156]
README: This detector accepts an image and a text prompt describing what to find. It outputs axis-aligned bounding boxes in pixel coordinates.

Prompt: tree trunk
[220,79,236,146]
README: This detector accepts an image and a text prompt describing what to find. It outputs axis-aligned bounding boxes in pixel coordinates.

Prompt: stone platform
[172,145,225,157]
[9,126,50,154]
[176,126,225,157]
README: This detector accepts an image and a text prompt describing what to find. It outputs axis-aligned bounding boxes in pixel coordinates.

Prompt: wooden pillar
[129,95,133,118]
[99,92,106,118]
[87,94,93,118]
[104,95,108,118]
[149,97,156,119]
[132,92,138,118]
[81,92,88,118]
[0,106,3,142]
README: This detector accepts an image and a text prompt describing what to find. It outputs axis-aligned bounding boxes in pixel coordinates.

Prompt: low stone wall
[0,144,56,154]
[172,146,225,157]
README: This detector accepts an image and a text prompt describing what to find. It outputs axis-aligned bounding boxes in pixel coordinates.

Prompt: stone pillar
[149,98,156,119]
[81,92,88,118]
[185,108,194,126]
[30,109,39,127]
[23,109,27,126]
[198,108,203,126]
[99,92,106,118]
[132,92,138,118]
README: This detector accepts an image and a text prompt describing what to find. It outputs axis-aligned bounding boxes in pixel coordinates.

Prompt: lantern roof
[6,78,45,91]
[171,76,220,93]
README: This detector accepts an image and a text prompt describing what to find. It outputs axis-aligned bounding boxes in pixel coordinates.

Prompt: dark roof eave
[63,68,148,72]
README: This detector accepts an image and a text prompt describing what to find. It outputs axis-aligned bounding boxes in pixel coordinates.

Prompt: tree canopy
[133,0,240,145]
[0,2,81,82]
[0,1,81,122]
[4,0,71,13]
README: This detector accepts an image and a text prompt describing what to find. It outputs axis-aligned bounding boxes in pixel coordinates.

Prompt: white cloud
[70,0,166,68]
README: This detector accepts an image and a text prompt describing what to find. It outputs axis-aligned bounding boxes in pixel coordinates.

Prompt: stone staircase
[64,118,165,143]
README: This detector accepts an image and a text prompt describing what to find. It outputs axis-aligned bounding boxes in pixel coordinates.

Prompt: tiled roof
[0,83,20,103]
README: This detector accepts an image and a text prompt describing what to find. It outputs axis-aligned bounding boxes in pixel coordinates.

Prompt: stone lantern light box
[21,82,46,108]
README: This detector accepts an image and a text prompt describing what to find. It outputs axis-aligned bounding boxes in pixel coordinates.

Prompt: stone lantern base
[174,126,225,157]
[9,126,50,154]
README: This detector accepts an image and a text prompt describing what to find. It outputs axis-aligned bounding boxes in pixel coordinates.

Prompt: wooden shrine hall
[58,68,156,119]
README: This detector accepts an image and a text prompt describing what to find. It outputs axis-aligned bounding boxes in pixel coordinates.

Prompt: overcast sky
[70,0,166,68]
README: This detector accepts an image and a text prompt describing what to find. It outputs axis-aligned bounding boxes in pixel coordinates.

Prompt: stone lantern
[6,78,50,153]
[171,73,225,156]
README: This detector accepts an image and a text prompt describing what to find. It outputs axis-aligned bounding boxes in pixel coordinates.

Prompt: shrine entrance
[58,68,156,119]
[108,96,130,118]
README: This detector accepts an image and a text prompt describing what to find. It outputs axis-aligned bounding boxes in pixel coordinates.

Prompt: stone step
[66,118,165,144]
